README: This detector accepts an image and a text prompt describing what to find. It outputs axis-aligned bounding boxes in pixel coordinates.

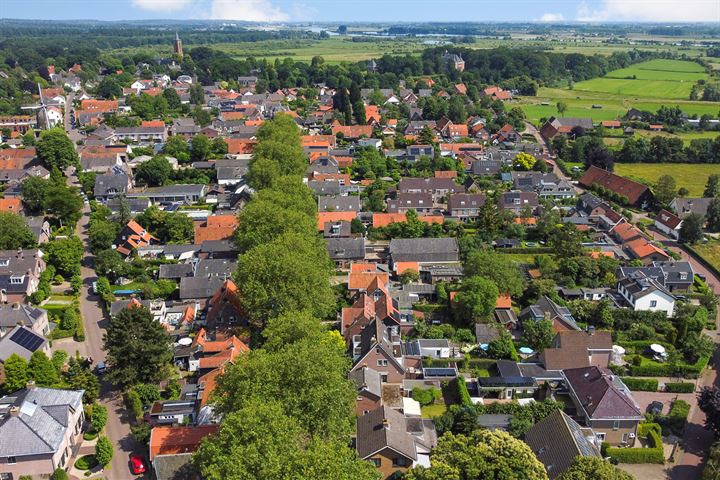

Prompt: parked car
[130,455,146,475]
[647,401,663,415]
[96,361,106,375]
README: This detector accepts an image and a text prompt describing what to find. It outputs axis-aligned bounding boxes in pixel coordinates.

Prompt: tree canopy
[0,212,36,250]
[36,128,78,170]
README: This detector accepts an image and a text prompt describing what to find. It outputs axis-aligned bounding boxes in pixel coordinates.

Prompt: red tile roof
[194,215,238,244]
[0,198,22,213]
[372,213,444,229]
[225,138,257,155]
[331,125,373,139]
[149,425,219,461]
[317,211,357,230]
[579,166,651,206]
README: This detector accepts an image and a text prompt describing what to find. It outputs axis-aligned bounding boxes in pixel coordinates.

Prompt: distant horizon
[2,0,719,24]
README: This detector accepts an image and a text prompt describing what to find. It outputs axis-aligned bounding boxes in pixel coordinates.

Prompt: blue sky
[3,0,719,23]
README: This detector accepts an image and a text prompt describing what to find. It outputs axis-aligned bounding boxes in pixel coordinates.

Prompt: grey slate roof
[0,304,47,329]
[94,173,129,197]
[153,453,197,480]
[325,237,366,261]
[356,406,423,460]
[389,238,459,263]
[179,276,225,300]
[0,386,84,457]
[348,366,382,399]
[318,195,362,212]
[0,325,47,361]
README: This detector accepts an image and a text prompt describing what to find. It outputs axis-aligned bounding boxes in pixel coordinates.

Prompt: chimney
[9,406,20,417]
[26,380,36,390]
[382,418,390,428]
[11,302,20,310]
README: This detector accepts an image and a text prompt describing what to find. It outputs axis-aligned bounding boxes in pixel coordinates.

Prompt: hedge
[606,423,664,464]
[668,400,691,434]
[665,382,696,393]
[621,377,659,392]
[627,355,711,379]
[413,304,447,313]
[496,247,554,255]
[456,378,473,407]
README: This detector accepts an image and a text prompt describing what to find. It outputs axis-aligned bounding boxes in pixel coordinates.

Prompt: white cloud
[576,0,719,22]
[538,13,565,22]
[131,0,192,12]
[209,0,289,21]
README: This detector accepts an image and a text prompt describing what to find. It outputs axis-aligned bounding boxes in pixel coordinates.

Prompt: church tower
[173,32,183,60]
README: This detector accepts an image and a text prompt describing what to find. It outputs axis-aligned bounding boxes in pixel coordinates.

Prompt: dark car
[647,401,663,415]
[95,361,107,375]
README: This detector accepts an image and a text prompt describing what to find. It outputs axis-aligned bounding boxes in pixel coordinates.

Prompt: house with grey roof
[670,197,712,220]
[616,269,675,317]
[356,406,437,478]
[0,325,50,362]
[525,410,601,479]
[24,216,50,244]
[0,303,49,338]
[0,384,85,478]
[349,366,383,416]
[318,195,362,212]
[126,184,206,204]
[326,237,366,267]
[0,249,46,304]
[389,238,459,266]
[93,173,132,202]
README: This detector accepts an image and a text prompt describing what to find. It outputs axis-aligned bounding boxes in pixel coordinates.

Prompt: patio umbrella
[518,347,534,355]
[612,345,626,355]
[480,343,489,351]
[650,344,666,354]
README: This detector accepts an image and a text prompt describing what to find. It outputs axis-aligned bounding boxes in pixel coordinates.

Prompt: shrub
[74,454,98,470]
[51,469,69,480]
[131,422,152,444]
[665,382,696,393]
[125,390,143,421]
[95,436,113,467]
[91,403,108,433]
[83,430,98,441]
[621,377,659,391]
[132,383,161,406]
[456,377,472,407]
[412,387,442,406]
[668,400,691,433]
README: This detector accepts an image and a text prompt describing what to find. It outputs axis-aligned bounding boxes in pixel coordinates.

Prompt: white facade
[618,283,675,318]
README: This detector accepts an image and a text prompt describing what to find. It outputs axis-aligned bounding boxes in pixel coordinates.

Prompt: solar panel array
[10,328,44,352]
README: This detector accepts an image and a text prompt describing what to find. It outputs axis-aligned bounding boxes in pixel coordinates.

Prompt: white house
[617,271,675,318]
[654,209,683,240]
[405,339,451,359]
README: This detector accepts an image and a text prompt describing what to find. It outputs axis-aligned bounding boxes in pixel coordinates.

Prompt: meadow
[613,163,720,197]
[573,59,708,100]
[691,242,720,273]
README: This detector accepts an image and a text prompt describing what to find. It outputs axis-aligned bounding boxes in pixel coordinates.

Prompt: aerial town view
[0,0,719,479]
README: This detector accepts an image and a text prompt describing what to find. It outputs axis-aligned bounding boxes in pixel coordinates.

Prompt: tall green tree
[464,250,525,297]
[36,128,78,170]
[103,306,173,388]
[45,236,83,277]
[654,175,677,206]
[21,176,49,214]
[680,213,705,244]
[193,400,378,480]
[28,351,60,387]
[135,155,172,186]
[453,276,499,325]
[234,199,316,252]
[704,174,720,198]
[234,232,335,324]
[705,196,720,232]
[43,184,83,227]
[3,354,28,392]
[0,212,35,249]
[405,430,548,480]
[522,319,555,351]
[95,436,113,467]
[162,88,182,109]
[191,134,212,162]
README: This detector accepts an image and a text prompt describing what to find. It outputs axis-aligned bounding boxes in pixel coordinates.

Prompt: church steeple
[173,32,183,60]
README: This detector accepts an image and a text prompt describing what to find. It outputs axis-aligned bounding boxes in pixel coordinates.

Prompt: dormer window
[680,273,688,280]
[0,259,9,267]
[9,275,24,285]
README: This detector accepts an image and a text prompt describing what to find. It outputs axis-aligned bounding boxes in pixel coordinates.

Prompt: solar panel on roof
[423,368,457,377]
[9,328,44,352]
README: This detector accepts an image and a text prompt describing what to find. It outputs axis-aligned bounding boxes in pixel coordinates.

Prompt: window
[393,457,410,467]
[596,432,606,441]
[370,458,381,467]
[9,276,23,285]
[0,473,13,480]
[6,457,16,465]
[622,433,629,444]
[377,359,388,367]
[613,420,620,431]
[650,300,658,307]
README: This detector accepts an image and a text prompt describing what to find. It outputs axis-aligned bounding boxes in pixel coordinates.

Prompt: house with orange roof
[317,211,357,231]
[194,215,238,244]
[80,99,118,112]
[342,276,404,342]
[0,197,22,213]
[204,279,246,330]
[394,262,419,275]
[141,120,166,128]
[225,138,256,155]
[149,424,218,477]
[116,220,158,256]
[611,222,643,244]
[623,238,669,265]
[482,86,513,101]
[332,125,373,139]
[188,327,249,373]
[372,213,444,229]
[601,120,621,129]
[365,105,381,125]
[348,266,389,293]
[434,170,457,179]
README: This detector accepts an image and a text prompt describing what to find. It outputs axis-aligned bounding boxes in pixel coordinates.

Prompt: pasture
[613,163,720,197]
[572,59,708,100]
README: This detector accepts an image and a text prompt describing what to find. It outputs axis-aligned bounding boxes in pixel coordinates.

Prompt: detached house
[398,177,462,202]
[654,209,682,240]
[116,220,158,256]
[562,366,643,446]
[579,166,652,209]
[356,406,437,479]
[0,249,46,303]
[0,385,85,478]
[616,270,675,317]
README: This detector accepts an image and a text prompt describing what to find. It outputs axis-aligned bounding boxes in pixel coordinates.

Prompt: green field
[691,242,720,272]
[573,59,708,100]
[614,163,720,197]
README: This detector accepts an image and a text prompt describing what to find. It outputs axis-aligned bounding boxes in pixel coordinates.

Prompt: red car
[130,455,146,475]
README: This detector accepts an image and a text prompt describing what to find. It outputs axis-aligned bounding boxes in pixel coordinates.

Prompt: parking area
[630,391,696,416]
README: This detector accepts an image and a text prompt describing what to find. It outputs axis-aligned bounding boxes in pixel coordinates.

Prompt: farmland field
[572,59,708,100]
[690,242,720,273]
[613,163,720,197]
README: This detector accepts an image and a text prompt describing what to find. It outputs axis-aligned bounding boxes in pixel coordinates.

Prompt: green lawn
[691,242,720,272]
[421,403,448,419]
[613,163,720,197]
